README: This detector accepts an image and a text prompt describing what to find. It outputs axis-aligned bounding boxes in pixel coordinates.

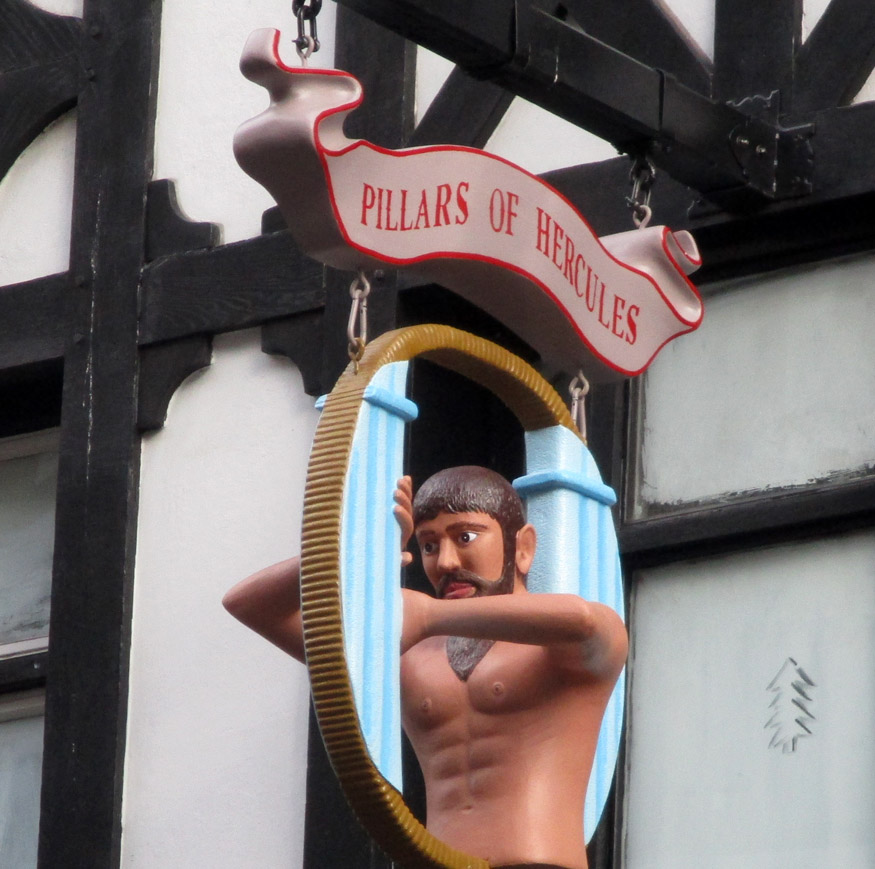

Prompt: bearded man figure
[223,466,627,869]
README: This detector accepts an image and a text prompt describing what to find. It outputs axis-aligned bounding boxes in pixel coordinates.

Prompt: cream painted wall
[123,331,319,868]
[153,0,336,244]
[0,111,76,286]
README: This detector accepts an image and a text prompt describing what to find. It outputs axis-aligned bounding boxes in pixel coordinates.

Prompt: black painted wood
[407,66,513,148]
[0,358,63,438]
[713,0,801,103]
[261,310,325,397]
[337,0,515,72]
[0,274,70,370]
[564,0,712,95]
[138,234,325,345]
[137,336,214,431]
[37,1,158,865]
[619,475,875,568]
[0,0,82,181]
[793,0,875,115]
[0,652,48,694]
[335,3,416,148]
[145,179,221,262]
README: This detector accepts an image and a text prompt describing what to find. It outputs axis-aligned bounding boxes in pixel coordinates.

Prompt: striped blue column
[514,425,625,843]
[325,362,417,791]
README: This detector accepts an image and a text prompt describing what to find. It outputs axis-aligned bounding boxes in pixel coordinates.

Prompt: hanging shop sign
[233,28,703,379]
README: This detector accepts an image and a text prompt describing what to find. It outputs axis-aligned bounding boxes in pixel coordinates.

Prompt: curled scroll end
[239,28,285,85]
[665,228,702,277]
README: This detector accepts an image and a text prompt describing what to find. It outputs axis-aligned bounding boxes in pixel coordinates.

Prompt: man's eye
[458,531,478,545]
[421,542,437,555]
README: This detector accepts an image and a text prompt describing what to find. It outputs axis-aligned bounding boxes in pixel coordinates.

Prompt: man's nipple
[420,697,432,714]
[492,682,504,696]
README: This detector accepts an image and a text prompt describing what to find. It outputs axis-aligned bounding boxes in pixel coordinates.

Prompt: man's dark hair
[413,466,526,580]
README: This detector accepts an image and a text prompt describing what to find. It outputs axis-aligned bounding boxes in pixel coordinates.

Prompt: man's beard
[439,564,516,681]
[437,565,515,599]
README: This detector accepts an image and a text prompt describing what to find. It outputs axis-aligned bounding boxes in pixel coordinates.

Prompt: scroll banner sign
[234,29,704,379]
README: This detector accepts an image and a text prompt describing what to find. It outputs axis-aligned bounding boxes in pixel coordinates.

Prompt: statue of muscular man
[223,466,627,869]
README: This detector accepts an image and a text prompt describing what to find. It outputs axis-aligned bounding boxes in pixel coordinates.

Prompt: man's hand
[393,475,414,567]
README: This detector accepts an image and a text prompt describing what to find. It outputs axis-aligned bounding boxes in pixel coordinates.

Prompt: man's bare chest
[401,638,562,729]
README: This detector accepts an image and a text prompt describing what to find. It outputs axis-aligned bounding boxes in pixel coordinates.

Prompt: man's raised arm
[402,589,627,681]
[223,557,306,662]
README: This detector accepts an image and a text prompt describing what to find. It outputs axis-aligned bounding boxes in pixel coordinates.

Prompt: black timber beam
[0,0,82,181]
[38,1,158,864]
[139,233,325,345]
[619,475,875,569]
[792,0,875,115]
[336,0,814,208]
[0,274,70,370]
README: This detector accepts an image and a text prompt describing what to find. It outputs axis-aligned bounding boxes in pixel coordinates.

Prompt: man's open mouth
[441,581,477,599]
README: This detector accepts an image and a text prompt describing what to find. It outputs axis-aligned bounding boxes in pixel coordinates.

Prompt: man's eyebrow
[442,521,492,532]
[414,520,492,538]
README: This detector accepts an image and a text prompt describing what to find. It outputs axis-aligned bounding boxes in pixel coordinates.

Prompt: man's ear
[514,523,536,576]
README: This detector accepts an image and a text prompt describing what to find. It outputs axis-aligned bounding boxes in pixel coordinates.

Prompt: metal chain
[626,156,656,229]
[293,0,321,64]
[569,370,590,440]
[347,271,371,372]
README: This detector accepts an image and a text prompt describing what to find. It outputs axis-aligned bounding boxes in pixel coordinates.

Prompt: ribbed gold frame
[301,325,581,868]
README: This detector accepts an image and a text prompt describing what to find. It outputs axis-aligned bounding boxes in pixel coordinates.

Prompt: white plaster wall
[28,1,82,15]
[153,0,336,244]
[123,330,319,868]
[0,111,76,286]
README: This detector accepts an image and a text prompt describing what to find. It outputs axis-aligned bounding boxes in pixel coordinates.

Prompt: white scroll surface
[339,362,416,791]
[514,425,625,842]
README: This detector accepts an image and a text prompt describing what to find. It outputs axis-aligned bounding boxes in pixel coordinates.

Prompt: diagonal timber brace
[336,0,814,210]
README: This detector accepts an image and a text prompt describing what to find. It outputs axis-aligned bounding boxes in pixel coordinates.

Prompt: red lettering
[376,187,384,230]
[489,188,505,232]
[434,183,452,226]
[552,224,565,269]
[563,237,576,286]
[536,208,551,255]
[584,267,598,311]
[384,189,399,231]
[574,254,586,296]
[505,192,519,236]
[361,184,376,226]
[400,190,414,231]
[612,295,627,337]
[455,182,469,225]
[597,282,611,328]
[626,305,639,344]
[414,190,430,229]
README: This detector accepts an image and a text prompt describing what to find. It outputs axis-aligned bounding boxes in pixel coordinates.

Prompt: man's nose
[436,539,460,574]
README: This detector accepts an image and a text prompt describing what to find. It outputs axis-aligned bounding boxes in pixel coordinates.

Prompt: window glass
[631,252,875,517]
[0,693,45,869]
[0,431,58,654]
[624,530,875,868]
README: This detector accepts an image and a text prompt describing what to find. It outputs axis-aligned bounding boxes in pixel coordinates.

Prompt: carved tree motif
[766,657,816,753]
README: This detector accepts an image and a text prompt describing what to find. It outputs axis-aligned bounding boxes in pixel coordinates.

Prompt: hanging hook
[626,156,656,229]
[293,0,321,64]
[569,370,590,440]
[347,270,371,372]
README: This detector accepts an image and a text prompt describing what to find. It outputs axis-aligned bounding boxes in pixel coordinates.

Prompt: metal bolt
[736,136,750,147]
[755,145,768,156]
